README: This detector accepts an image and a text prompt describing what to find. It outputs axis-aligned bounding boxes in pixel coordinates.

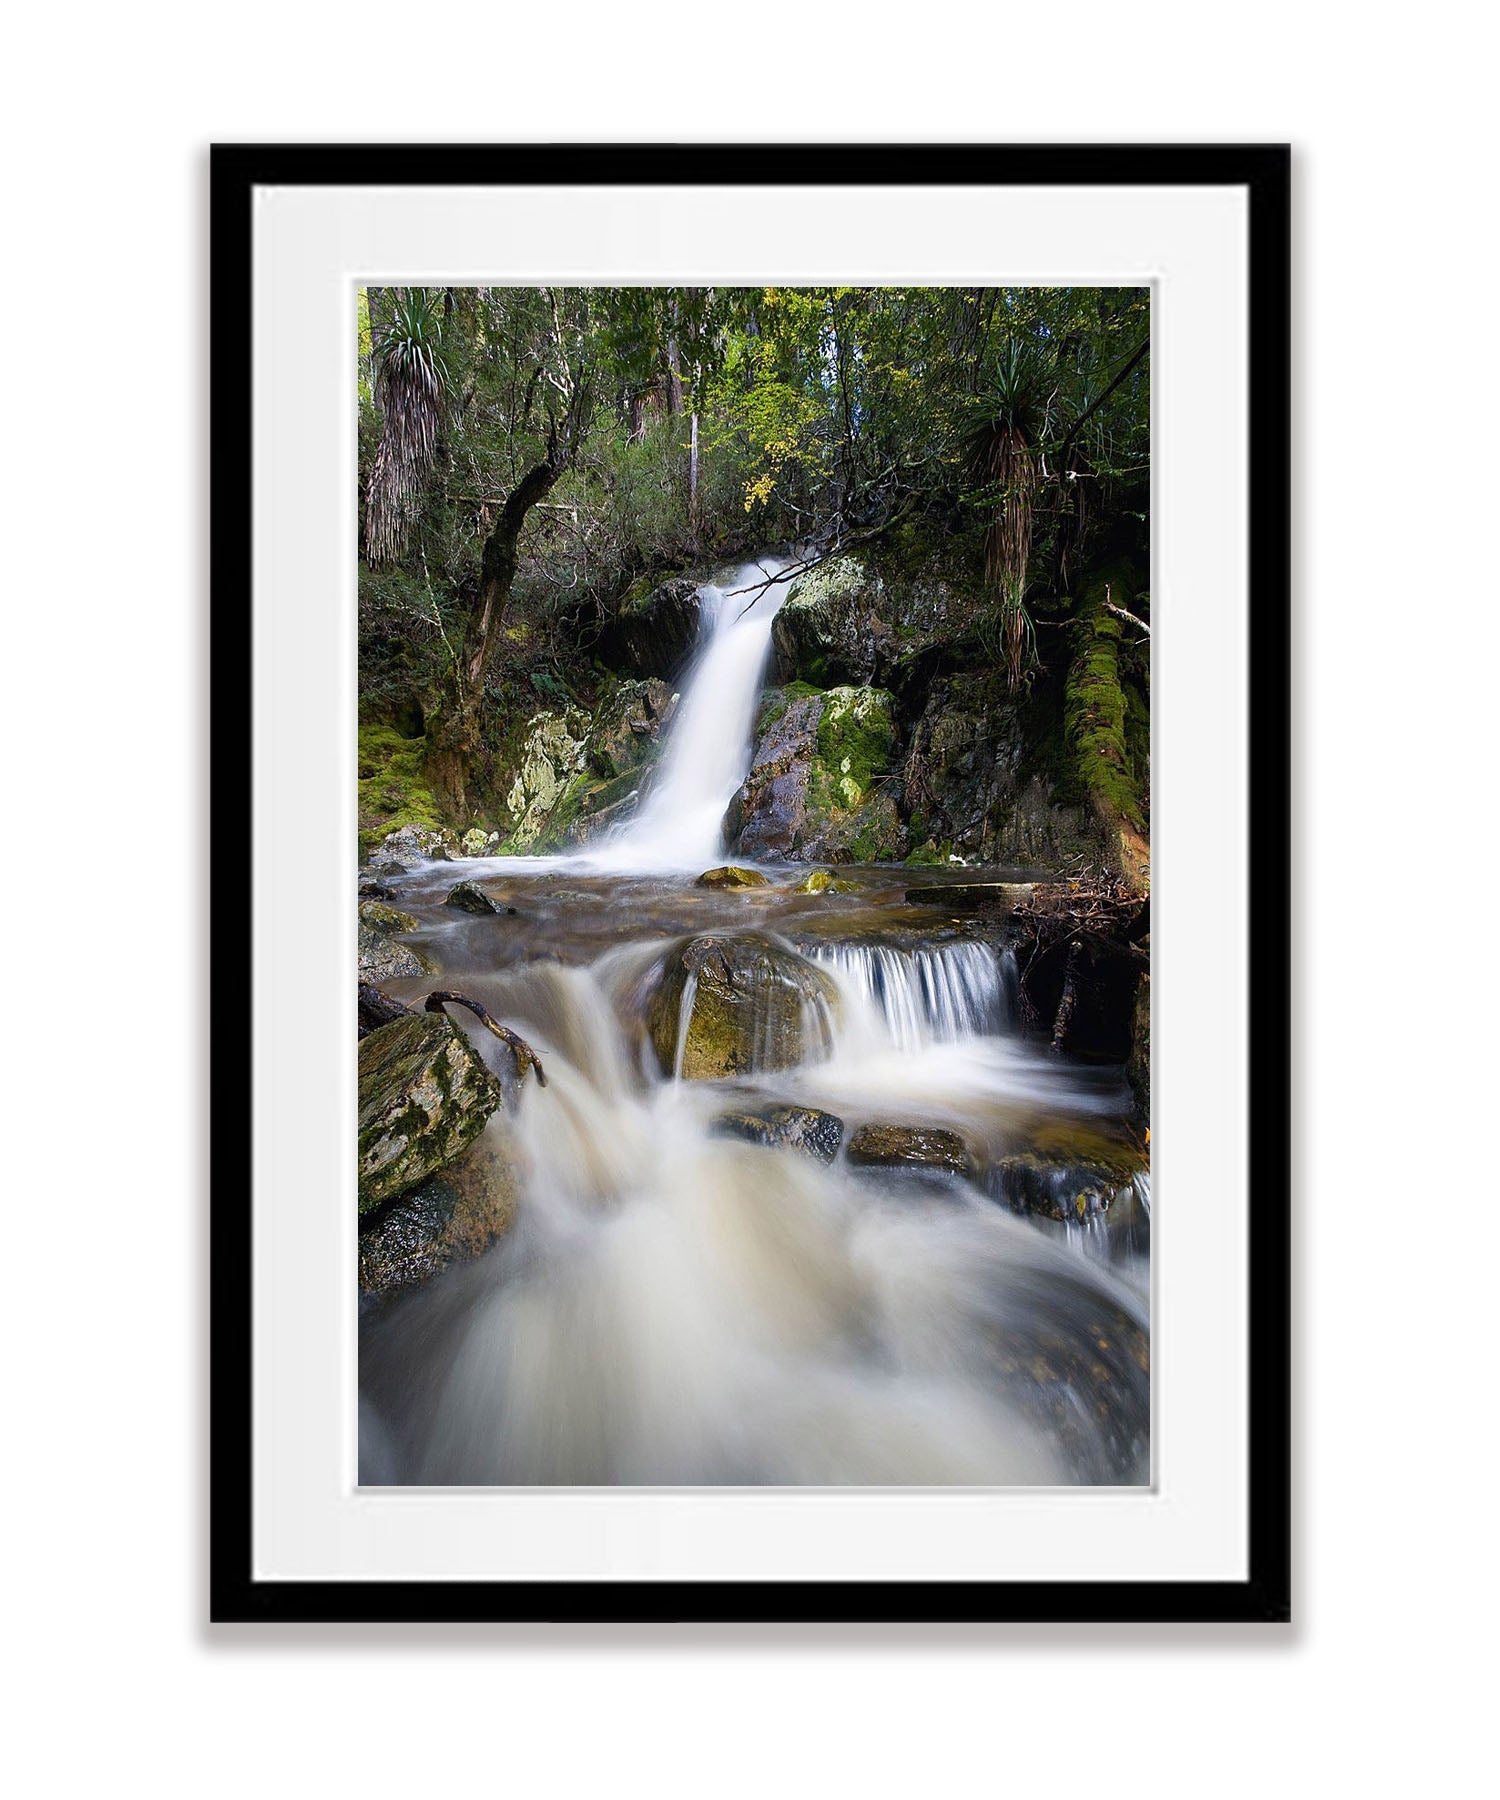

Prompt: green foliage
[364,289,452,566]
[354,283,1151,833]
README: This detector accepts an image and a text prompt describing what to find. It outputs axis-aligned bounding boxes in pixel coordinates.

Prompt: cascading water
[587,556,797,872]
[360,552,1150,1488]
[810,940,1017,1051]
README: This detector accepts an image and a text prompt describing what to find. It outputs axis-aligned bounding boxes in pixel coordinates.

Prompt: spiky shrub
[970,339,1054,690]
[363,289,450,566]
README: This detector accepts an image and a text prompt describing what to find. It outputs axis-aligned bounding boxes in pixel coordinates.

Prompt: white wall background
[5,5,1494,1796]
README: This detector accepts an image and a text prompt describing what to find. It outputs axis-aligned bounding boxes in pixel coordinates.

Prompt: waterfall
[589,556,796,872]
[811,940,1017,1051]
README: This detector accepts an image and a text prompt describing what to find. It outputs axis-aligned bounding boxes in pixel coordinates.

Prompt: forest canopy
[357,284,1149,872]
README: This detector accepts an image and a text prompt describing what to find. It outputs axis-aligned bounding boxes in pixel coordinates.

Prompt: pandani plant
[363,288,451,566]
[969,337,1055,691]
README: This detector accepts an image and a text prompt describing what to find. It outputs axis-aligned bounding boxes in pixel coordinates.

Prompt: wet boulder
[845,1122,978,1180]
[696,864,770,889]
[646,932,839,1080]
[901,671,1099,869]
[772,555,976,692]
[990,1121,1146,1223]
[795,870,857,894]
[359,1123,520,1300]
[599,575,702,678]
[1126,967,1150,1121]
[712,1103,845,1163]
[727,685,907,863]
[358,983,412,1039]
[444,879,503,915]
[357,1012,506,1213]
[772,556,884,687]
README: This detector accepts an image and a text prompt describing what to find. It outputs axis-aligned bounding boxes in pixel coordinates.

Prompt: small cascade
[672,969,699,1080]
[811,940,1016,1052]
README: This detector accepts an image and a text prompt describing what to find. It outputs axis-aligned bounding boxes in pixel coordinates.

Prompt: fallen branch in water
[424,990,548,1086]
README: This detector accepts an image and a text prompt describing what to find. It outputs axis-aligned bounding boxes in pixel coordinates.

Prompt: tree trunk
[688,410,700,538]
[665,330,684,416]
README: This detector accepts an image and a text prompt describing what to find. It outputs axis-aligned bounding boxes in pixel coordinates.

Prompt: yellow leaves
[743,473,776,511]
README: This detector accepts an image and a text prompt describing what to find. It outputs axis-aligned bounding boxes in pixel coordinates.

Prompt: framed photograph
[212,143,1289,1623]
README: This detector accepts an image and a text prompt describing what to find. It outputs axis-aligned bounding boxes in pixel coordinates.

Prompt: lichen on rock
[503,708,591,849]
[357,919,431,984]
[357,1012,507,1213]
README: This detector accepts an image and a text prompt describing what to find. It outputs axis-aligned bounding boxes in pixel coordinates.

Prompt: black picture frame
[210,143,1290,1626]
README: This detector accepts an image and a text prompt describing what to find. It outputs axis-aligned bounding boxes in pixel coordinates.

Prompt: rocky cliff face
[725,684,907,862]
[752,548,1147,879]
[498,677,678,851]
[597,575,702,678]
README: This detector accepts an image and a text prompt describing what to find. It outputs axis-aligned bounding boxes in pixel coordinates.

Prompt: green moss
[904,841,953,867]
[580,764,647,815]
[757,680,824,736]
[1063,565,1146,833]
[357,724,445,855]
[813,687,896,808]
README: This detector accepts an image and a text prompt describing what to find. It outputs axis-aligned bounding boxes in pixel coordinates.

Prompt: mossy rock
[729,685,907,863]
[814,686,897,808]
[1062,560,1150,885]
[646,933,839,1080]
[794,870,857,894]
[696,865,771,889]
[358,900,420,934]
[357,1013,506,1213]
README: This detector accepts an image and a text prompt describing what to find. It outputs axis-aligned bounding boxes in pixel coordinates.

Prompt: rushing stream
[360,558,1150,1486]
